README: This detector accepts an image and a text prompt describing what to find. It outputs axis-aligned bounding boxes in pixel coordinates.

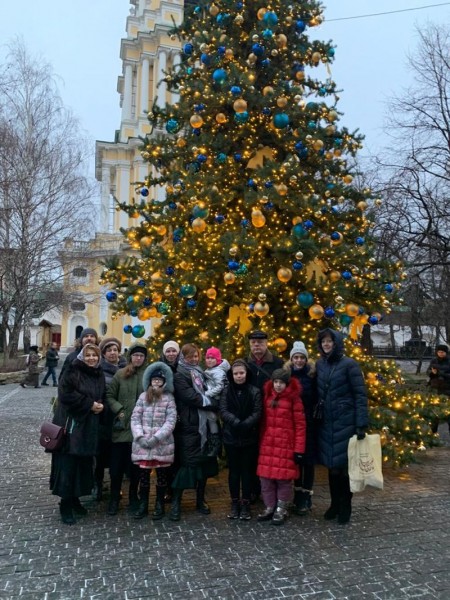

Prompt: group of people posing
[49,326,369,527]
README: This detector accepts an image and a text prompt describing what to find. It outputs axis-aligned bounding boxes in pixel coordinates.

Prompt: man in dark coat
[41,342,59,387]
[246,330,284,390]
[316,328,368,524]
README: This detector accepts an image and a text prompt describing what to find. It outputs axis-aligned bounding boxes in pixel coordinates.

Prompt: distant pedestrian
[257,369,306,526]
[219,359,262,521]
[131,362,177,520]
[315,328,368,524]
[285,341,317,515]
[427,344,450,433]
[41,342,59,387]
[20,345,41,389]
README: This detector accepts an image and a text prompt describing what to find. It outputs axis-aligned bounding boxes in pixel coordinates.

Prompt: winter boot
[324,472,341,520]
[134,488,150,520]
[196,479,211,515]
[152,486,166,521]
[168,489,183,521]
[239,500,252,521]
[294,489,313,516]
[71,497,88,516]
[128,485,140,515]
[59,498,75,525]
[337,475,353,524]
[92,477,104,502]
[227,499,240,519]
[272,500,289,526]
[257,506,275,522]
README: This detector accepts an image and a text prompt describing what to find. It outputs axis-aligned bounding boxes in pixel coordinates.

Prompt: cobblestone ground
[1,383,450,600]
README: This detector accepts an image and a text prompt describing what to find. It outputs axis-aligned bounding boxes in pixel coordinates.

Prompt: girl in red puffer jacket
[256,368,306,526]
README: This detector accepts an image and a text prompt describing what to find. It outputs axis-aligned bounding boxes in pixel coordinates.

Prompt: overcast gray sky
[1,1,449,169]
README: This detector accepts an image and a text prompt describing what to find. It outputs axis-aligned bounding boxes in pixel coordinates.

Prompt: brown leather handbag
[39,421,67,451]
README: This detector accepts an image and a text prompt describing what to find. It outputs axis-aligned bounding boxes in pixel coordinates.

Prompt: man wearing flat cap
[246,330,283,391]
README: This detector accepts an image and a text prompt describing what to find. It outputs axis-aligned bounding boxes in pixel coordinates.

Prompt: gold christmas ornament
[233,98,248,113]
[277,267,293,283]
[276,34,288,48]
[273,338,287,353]
[209,4,219,16]
[276,183,288,196]
[190,114,204,128]
[329,270,341,282]
[295,251,304,260]
[140,236,152,247]
[309,304,324,320]
[254,301,270,317]
[151,272,163,287]
[229,247,238,256]
[216,112,227,124]
[276,96,288,108]
[263,86,274,96]
[192,217,207,233]
[206,288,217,299]
[257,8,267,19]
[251,209,266,228]
[357,200,368,211]
[224,272,236,285]
[330,232,344,246]
[156,225,167,236]
[343,174,353,184]
[258,293,267,302]
[346,303,359,317]
[311,51,321,64]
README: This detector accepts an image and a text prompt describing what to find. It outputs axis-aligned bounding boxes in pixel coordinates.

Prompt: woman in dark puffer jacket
[316,328,368,524]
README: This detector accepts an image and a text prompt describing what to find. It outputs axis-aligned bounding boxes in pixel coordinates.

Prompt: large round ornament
[251,209,266,228]
[339,314,353,327]
[192,217,207,232]
[346,303,359,317]
[190,114,204,128]
[224,272,236,285]
[123,324,133,334]
[296,291,314,308]
[106,291,117,302]
[273,113,290,129]
[309,304,324,320]
[254,301,270,317]
[233,98,248,113]
[216,112,227,123]
[212,68,228,84]
[330,231,343,245]
[192,203,209,218]
[277,267,292,283]
[329,270,341,282]
[166,118,181,134]
[180,284,197,298]
[131,325,146,338]
[273,338,287,353]
[150,272,163,287]
[206,288,217,299]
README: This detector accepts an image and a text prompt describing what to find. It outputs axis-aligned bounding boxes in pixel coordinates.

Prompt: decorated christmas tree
[101,0,449,464]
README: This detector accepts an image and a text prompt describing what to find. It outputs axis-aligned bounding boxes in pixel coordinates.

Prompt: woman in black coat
[219,359,262,521]
[171,343,220,521]
[316,328,368,524]
[50,344,106,525]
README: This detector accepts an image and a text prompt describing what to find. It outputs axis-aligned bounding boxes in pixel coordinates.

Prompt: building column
[115,164,132,230]
[140,57,150,116]
[156,50,167,108]
[100,166,112,232]
[172,52,181,105]
[122,63,133,121]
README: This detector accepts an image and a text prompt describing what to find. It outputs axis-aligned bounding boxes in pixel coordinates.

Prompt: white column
[116,165,131,230]
[172,52,181,105]
[156,50,167,108]
[100,166,111,232]
[140,58,149,116]
[122,64,133,121]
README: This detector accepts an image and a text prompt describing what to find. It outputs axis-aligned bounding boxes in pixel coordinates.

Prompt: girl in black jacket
[219,359,262,520]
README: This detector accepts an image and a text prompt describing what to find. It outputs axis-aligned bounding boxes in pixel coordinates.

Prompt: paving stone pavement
[1,383,450,600]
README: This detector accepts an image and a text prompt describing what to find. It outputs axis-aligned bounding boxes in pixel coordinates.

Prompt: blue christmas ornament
[307,120,317,130]
[196,153,207,163]
[132,325,146,338]
[368,315,379,325]
[143,298,152,308]
[262,29,273,39]
[324,306,335,319]
[194,103,205,112]
[156,301,170,315]
[216,152,227,163]
[342,270,353,281]
[385,283,394,293]
[252,43,265,56]
[234,111,249,124]
[306,101,319,112]
[187,67,194,75]
[263,11,278,27]
[192,128,201,136]
[293,223,307,238]
[201,53,212,66]
[248,303,254,313]
[328,47,336,58]
[216,13,230,25]
[217,46,226,56]
[123,324,133,334]
[140,187,149,197]
[215,214,225,224]
[296,291,314,309]
[292,261,303,271]
[247,178,257,189]
[180,284,197,298]
[230,85,241,95]
[295,20,306,33]
[264,202,274,211]
[241,218,250,228]
[261,59,271,68]
[183,43,194,55]
[355,237,365,246]
[273,113,290,129]
[165,266,175,276]
[106,291,117,302]
[236,264,248,276]
[169,201,178,210]
[130,309,138,317]
[262,107,271,116]
[228,260,239,271]
[192,204,209,218]
[126,295,136,306]
[339,314,352,327]
[165,119,180,134]
[187,299,197,309]
[213,68,228,84]
[137,279,146,287]
[304,220,314,229]
[330,231,341,241]
[233,153,242,162]
[264,180,273,189]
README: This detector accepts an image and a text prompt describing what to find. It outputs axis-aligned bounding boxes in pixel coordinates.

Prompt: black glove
[293,452,305,465]
[356,428,366,440]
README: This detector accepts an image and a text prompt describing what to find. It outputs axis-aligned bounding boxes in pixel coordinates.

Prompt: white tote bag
[348,433,384,493]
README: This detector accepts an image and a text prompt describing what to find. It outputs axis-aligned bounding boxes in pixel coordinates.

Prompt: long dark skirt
[50,453,94,498]
[172,456,218,490]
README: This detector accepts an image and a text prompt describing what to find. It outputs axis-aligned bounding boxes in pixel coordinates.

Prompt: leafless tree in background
[373,24,450,344]
[0,40,96,360]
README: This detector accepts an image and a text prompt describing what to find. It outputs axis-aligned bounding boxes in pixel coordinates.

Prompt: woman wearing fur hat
[106,342,148,516]
[257,369,306,526]
[130,362,177,520]
[285,341,317,515]
[50,343,106,525]
[59,328,99,382]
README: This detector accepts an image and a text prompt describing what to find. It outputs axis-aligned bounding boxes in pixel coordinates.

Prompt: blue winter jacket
[316,329,368,468]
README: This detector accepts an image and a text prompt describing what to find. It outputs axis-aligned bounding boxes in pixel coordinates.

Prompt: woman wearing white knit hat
[285,341,318,515]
